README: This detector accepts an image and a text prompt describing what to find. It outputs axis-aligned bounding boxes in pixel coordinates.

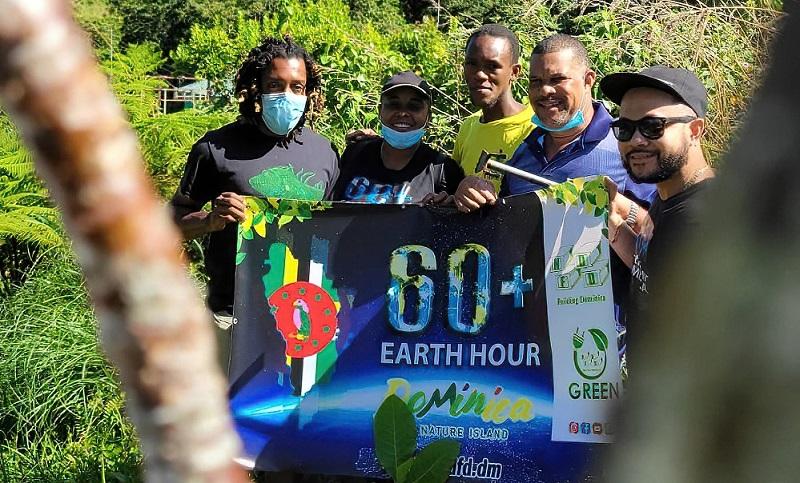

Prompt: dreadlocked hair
[235,35,324,143]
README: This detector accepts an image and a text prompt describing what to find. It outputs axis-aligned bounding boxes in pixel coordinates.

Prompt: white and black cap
[600,65,708,117]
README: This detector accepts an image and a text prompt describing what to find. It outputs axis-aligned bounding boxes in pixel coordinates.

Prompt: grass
[0,251,142,482]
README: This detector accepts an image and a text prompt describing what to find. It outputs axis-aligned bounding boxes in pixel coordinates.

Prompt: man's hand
[207,192,246,232]
[603,176,649,235]
[603,176,652,268]
[603,177,623,219]
[345,128,379,145]
[453,176,497,213]
[419,191,452,205]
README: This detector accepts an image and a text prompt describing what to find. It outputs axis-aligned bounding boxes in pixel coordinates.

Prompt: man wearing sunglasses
[599,66,715,337]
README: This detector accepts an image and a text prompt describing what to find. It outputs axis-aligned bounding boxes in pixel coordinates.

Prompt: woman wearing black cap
[330,71,464,204]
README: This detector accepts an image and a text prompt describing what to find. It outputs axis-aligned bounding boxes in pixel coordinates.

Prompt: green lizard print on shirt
[249,165,325,200]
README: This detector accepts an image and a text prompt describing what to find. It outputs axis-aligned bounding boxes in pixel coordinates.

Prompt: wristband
[625,202,639,228]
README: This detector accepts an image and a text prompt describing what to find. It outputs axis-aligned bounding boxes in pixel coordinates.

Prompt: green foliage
[373,394,461,483]
[72,0,123,58]
[106,0,274,56]
[0,253,142,482]
[566,1,781,162]
[374,394,417,481]
[102,42,167,123]
[108,0,197,55]
[0,115,63,297]
[0,118,61,246]
[172,14,265,96]
[104,43,235,197]
[348,0,406,33]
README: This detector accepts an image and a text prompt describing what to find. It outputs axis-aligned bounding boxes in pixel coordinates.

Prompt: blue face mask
[531,91,587,132]
[261,92,307,136]
[532,110,584,133]
[381,124,425,149]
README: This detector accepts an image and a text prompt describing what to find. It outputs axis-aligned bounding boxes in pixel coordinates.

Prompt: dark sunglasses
[611,116,696,142]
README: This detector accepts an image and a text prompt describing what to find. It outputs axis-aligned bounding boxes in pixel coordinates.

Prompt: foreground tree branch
[0,1,247,481]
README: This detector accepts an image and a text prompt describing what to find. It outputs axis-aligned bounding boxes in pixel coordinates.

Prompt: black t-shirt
[628,179,712,331]
[173,120,339,312]
[330,138,464,203]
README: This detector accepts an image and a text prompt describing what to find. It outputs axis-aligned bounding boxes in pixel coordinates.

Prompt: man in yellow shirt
[454,24,534,183]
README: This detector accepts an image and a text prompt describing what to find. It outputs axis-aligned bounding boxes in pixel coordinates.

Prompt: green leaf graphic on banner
[589,328,609,351]
[235,252,246,265]
[566,181,579,196]
[278,214,294,228]
[404,439,461,483]
[537,177,609,219]
[374,395,416,482]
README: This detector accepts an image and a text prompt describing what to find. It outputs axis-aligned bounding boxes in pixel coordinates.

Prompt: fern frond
[0,211,63,246]
[0,149,34,178]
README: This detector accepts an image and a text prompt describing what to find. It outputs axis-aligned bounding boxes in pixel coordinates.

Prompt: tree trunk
[0,1,247,481]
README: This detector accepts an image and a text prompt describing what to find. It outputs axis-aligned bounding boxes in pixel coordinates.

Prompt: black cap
[600,65,708,117]
[381,71,432,102]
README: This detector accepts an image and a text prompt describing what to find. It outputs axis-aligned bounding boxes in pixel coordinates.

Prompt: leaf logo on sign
[572,328,608,380]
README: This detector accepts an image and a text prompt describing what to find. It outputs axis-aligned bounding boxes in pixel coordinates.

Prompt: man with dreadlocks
[171,36,339,367]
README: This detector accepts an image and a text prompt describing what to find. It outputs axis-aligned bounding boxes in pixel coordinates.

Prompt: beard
[548,105,572,127]
[534,98,570,127]
[471,91,500,110]
[625,144,689,184]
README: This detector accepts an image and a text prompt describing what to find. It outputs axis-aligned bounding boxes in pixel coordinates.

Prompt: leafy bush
[108,0,198,55]
[104,42,237,198]
[172,0,782,162]
[565,0,781,161]
[73,0,124,57]
[348,0,406,33]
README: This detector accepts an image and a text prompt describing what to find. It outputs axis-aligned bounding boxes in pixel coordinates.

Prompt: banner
[229,177,621,482]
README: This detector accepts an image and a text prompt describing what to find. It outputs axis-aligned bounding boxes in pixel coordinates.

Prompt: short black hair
[532,33,590,69]
[465,24,521,64]
[234,35,323,142]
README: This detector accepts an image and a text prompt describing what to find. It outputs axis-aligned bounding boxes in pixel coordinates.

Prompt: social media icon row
[568,421,614,435]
